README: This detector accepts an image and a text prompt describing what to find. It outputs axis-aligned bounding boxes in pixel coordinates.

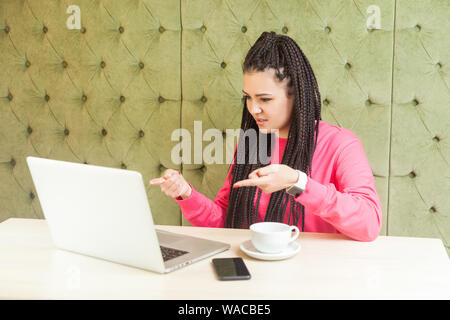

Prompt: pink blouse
[175,120,383,241]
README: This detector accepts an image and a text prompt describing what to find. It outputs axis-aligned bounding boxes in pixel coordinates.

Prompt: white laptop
[26,156,230,273]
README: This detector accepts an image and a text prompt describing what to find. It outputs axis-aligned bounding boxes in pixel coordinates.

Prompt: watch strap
[286,170,307,197]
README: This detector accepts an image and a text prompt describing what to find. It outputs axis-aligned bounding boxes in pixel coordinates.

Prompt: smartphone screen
[212,257,251,281]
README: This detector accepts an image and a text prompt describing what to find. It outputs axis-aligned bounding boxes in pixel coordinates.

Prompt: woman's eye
[242,96,271,102]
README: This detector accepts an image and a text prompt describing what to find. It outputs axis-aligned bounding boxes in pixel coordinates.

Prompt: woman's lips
[256,118,267,125]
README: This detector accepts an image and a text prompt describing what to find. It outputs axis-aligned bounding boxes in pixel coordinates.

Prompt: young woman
[150,31,382,242]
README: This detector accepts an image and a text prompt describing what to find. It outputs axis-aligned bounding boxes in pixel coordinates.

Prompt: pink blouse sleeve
[174,164,233,228]
[295,137,383,241]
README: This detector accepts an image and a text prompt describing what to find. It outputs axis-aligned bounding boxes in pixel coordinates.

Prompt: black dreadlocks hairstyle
[224,31,322,231]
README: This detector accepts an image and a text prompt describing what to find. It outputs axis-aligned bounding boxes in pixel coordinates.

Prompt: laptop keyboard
[160,246,189,262]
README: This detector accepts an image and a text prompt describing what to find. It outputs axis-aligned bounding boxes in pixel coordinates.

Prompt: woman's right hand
[149,169,192,199]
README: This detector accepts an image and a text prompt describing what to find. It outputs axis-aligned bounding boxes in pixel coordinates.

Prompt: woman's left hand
[233,164,300,194]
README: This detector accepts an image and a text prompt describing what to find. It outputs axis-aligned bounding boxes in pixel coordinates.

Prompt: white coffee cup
[250,222,300,254]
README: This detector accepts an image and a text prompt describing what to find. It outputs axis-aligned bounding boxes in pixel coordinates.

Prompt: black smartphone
[212,257,251,281]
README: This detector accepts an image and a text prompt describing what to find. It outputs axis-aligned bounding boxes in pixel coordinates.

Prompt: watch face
[287,185,303,197]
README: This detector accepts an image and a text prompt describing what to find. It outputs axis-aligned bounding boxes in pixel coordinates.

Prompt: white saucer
[239,240,301,261]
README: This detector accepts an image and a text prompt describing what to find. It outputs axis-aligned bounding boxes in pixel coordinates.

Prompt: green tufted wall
[0,0,448,255]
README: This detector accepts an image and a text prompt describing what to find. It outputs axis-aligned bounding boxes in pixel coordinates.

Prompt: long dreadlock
[224,31,322,231]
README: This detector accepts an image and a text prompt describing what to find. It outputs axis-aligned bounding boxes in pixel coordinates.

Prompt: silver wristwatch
[286,170,307,197]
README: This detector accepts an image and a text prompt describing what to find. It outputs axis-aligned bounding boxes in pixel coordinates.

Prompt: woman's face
[243,68,294,138]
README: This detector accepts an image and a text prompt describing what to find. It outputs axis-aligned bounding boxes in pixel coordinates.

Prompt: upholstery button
[324,26,331,33]
[42,26,48,33]
[4,25,10,33]
[409,171,416,178]
[27,126,33,134]
[365,98,373,106]
[436,62,442,69]
[118,26,124,33]
[201,96,207,103]
[7,92,13,101]
[241,26,247,33]
[282,26,288,33]
[83,161,88,164]
[101,128,107,136]
[10,158,16,167]
[200,25,206,32]
[64,128,69,136]
[158,96,165,103]
[139,62,145,69]
[120,95,125,103]
[81,94,87,102]
[29,192,35,200]
[62,61,68,68]
[345,62,352,70]
[25,60,31,68]
[429,206,437,213]
[433,135,440,142]
[414,24,421,32]
[412,98,419,106]
[121,162,127,169]
[100,61,106,68]
[323,98,329,106]
[221,61,227,69]
[139,130,145,138]
[45,94,50,102]
[159,26,165,33]
[80,27,86,33]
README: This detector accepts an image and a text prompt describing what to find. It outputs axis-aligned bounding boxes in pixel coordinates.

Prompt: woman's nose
[249,103,262,114]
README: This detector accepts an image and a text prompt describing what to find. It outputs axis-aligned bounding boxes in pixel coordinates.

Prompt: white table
[0,218,449,299]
